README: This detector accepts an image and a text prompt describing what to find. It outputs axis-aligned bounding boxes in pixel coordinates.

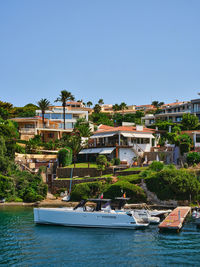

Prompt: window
[196,135,200,143]
[39,113,50,119]
[143,138,150,144]
[65,114,72,119]
[66,123,73,129]
[48,133,54,138]
[51,113,62,119]
[25,124,35,128]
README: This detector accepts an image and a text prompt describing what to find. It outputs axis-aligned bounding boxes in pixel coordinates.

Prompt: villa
[12,101,90,142]
[79,124,157,165]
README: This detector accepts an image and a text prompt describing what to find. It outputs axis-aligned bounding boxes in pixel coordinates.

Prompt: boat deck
[158,206,191,232]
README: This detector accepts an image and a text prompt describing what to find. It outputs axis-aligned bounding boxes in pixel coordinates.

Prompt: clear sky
[1,0,200,107]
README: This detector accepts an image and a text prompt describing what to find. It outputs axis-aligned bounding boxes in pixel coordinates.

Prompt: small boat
[34,199,149,229]
[0,198,5,203]
[114,197,160,224]
[148,209,172,217]
[192,208,200,228]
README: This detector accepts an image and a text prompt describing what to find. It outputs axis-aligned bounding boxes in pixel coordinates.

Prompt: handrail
[134,144,145,153]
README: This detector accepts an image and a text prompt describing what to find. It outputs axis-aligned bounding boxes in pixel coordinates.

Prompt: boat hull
[34,208,148,229]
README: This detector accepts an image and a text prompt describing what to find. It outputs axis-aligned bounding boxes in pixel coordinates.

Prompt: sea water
[1,206,200,266]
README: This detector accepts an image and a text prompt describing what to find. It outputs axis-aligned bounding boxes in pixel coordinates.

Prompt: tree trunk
[63,105,66,130]
[73,155,76,168]
[42,111,45,142]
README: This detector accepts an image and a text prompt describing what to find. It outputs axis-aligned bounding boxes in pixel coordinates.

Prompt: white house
[80,125,157,164]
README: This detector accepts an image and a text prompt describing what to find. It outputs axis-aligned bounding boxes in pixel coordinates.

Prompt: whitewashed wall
[119,148,135,164]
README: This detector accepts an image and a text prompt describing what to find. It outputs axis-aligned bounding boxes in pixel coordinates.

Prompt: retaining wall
[52,177,108,194]
[57,167,113,178]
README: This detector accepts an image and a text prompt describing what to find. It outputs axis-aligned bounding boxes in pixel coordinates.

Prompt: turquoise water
[1,207,200,266]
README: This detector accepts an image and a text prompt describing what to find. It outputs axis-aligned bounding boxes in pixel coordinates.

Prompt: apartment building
[36,103,89,130]
[155,101,191,123]
[12,102,89,142]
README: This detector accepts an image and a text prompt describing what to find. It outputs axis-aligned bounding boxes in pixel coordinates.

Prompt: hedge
[70,181,103,201]
[117,174,142,184]
[145,169,200,201]
[103,181,147,203]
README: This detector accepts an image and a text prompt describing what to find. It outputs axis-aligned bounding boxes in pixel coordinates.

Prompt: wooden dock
[158,206,191,232]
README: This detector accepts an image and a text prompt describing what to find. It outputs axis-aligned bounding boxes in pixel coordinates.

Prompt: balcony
[19,128,36,134]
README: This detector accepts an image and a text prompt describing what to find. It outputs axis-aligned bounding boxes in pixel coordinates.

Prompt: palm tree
[98,99,104,105]
[112,104,120,113]
[55,90,75,129]
[87,101,93,108]
[37,98,50,129]
[94,104,101,113]
[119,102,128,114]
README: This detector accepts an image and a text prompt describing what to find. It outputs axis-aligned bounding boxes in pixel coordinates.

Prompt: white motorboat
[34,199,149,229]
[114,197,160,224]
[132,210,160,224]
[148,209,172,217]
[192,208,200,227]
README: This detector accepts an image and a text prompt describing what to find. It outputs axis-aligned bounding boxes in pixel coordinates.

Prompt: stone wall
[57,167,113,178]
[115,170,141,176]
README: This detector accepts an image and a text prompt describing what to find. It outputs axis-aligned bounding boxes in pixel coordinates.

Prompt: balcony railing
[19,128,36,134]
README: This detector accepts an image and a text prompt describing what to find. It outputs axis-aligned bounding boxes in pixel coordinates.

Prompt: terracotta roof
[136,105,154,108]
[95,125,155,134]
[10,116,60,124]
[162,102,188,107]
[98,125,115,130]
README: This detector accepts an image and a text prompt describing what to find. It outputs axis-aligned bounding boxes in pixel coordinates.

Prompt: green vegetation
[70,181,103,201]
[55,90,75,130]
[96,155,107,174]
[0,171,47,202]
[187,152,200,166]
[122,166,147,172]
[0,102,48,202]
[64,162,98,168]
[145,168,200,202]
[74,118,91,137]
[149,161,164,172]
[117,174,142,184]
[103,181,146,203]
[181,113,199,130]
[58,148,72,167]
[111,157,121,165]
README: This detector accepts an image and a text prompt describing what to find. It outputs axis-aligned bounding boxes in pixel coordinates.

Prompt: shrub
[111,158,120,165]
[10,170,47,202]
[117,174,142,184]
[184,163,188,169]
[6,196,23,202]
[114,158,121,165]
[58,148,72,167]
[103,181,146,202]
[149,161,164,172]
[0,174,14,199]
[187,152,200,166]
[70,181,103,201]
[96,155,107,166]
[145,169,200,201]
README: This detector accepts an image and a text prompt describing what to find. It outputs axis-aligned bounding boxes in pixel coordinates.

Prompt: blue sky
[1,0,200,107]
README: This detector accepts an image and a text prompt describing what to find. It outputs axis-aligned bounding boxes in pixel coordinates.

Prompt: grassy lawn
[122,166,148,172]
[56,174,112,180]
[117,174,142,183]
[65,163,98,168]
